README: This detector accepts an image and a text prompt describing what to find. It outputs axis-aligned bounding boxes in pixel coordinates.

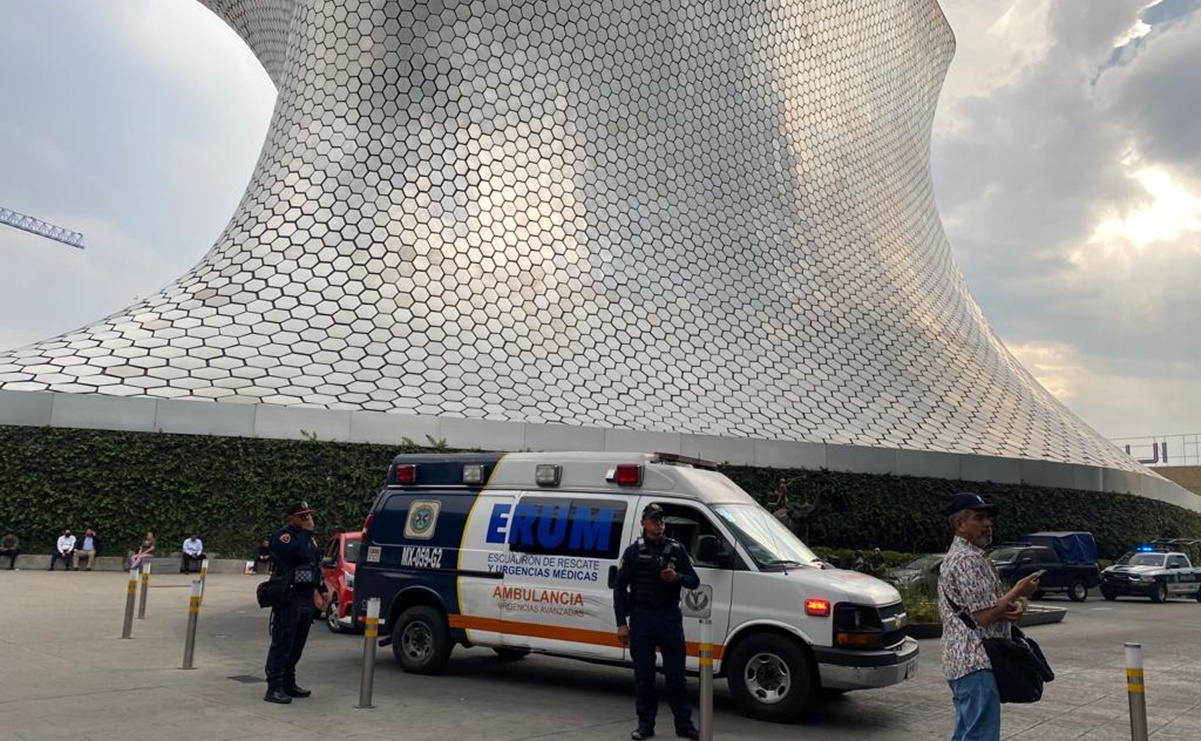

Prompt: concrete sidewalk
[1,570,1199,740]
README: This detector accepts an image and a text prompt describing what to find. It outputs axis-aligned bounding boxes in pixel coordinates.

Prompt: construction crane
[0,206,85,249]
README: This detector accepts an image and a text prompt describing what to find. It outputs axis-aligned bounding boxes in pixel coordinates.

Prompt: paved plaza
[2,569,1200,740]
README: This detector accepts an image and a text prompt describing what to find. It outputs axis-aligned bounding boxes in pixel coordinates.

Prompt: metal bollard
[137,561,151,619]
[699,618,714,741]
[120,568,138,638]
[181,579,203,669]
[357,598,381,708]
[1125,643,1148,741]
[199,558,210,601]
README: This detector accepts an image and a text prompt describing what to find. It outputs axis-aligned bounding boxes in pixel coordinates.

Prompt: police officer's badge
[279,533,292,544]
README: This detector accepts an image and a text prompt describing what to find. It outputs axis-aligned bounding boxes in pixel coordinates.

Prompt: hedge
[2,425,1197,560]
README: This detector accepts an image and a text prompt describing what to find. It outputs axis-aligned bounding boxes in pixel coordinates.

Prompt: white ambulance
[354,452,918,721]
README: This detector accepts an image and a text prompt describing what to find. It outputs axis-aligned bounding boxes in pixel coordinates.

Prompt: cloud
[0,0,275,352]
[933,0,1200,436]
[1089,162,1201,247]
[0,213,182,348]
[1009,340,1201,437]
[1098,0,1201,80]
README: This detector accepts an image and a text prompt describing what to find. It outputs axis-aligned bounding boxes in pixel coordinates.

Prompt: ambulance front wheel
[392,605,452,674]
[725,634,814,722]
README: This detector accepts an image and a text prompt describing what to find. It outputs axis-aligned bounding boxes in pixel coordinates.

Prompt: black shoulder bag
[256,567,294,609]
[946,595,1055,703]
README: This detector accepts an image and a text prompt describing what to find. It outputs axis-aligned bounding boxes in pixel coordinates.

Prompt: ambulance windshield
[712,504,821,570]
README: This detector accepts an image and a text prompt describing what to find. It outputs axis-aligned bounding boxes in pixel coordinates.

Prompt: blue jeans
[950,669,1000,741]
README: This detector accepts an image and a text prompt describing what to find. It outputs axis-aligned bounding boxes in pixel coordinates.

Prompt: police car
[353,452,918,722]
[1100,544,1201,603]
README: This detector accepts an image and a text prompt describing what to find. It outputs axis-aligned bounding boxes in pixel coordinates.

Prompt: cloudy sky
[0,1,1197,446]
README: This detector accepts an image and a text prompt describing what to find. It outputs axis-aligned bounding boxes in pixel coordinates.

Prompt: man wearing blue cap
[938,493,1041,740]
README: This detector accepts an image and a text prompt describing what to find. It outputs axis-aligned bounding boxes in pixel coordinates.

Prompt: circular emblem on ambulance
[410,504,435,534]
[404,500,441,540]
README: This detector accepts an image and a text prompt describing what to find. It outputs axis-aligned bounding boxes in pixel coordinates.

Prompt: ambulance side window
[659,504,740,570]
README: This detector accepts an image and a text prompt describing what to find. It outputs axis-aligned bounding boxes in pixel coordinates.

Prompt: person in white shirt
[75,528,102,571]
[49,529,76,571]
[181,534,206,574]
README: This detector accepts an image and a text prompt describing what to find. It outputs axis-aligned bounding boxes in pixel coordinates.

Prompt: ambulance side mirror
[320,557,336,569]
[697,535,731,567]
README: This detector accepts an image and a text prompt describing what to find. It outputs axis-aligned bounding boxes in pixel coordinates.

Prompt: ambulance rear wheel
[393,605,452,674]
[492,647,530,661]
[726,634,814,723]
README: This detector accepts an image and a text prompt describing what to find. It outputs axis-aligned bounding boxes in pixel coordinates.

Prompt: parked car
[1101,549,1201,602]
[988,543,1100,601]
[320,531,361,633]
[885,554,944,595]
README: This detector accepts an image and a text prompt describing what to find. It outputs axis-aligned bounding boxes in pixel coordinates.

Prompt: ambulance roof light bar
[652,452,719,470]
[535,464,562,487]
[606,464,643,486]
[394,464,417,484]
[463,464,486,485]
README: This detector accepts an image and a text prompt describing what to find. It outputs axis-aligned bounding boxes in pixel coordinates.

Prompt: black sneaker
[285,685,311,698]
[676,728,700,740]
[263,688,293,704]
[630,730,655,740]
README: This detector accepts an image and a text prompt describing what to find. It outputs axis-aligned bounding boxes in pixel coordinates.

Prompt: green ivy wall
[2,426,1196,559]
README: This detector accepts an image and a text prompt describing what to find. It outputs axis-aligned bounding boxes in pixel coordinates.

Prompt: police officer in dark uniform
[613,503,701,740]
[263,501,328,704]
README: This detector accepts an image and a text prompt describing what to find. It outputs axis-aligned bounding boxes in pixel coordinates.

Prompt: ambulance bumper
[813,636,920,689]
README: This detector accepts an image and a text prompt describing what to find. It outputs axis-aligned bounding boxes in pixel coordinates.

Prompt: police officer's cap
[641,503,666,521]
[286,501,315,517]
[944,492,998,518]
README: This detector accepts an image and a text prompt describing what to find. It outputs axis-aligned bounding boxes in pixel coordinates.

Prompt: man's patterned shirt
[938,535,1010,681]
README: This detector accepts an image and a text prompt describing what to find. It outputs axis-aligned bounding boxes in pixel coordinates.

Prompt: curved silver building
[0,0,1189,503]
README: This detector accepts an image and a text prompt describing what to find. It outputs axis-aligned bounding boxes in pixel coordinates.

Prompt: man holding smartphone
[938,492,1041,741]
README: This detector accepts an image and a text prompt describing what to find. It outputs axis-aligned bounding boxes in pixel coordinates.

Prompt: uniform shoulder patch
[279,533,292,544]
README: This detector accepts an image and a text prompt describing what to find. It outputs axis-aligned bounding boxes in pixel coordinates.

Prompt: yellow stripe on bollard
[189,596,202,613]
[127,580,137,594]
[1127,668,1145,693]
[699,641,713,667]
[365,617,378,639]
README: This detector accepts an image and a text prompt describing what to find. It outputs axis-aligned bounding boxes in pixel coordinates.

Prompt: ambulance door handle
[607,565,618,589]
